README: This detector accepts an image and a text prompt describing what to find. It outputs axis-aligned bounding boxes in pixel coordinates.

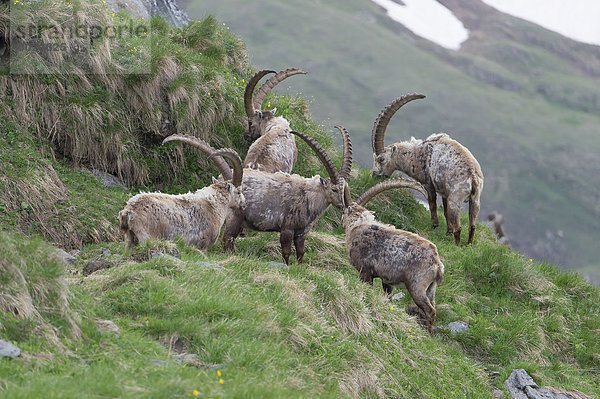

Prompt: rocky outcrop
[503,369,593,399]
[104,0,189,27]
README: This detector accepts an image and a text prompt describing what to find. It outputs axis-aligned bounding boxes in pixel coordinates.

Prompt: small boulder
[391,292,405,301]
[446,321,470,334]
[54,248,76,264]
[267,261,288,269]
[0,339,21,358]
[95,319,121,336]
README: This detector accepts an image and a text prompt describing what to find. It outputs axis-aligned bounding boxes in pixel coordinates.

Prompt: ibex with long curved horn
[371,94,484,245]
[342,179,444,334]
[242,68,306,173]
[118,148,244,250]
[164,126,352,264]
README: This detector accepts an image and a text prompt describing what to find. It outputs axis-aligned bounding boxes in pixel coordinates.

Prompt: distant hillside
[182,0,600,281]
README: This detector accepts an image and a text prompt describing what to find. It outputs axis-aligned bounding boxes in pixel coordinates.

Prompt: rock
[148,359,170,366]
[151,253,182,264]
[446,321,470,334]
[95,319,121,336]
[436,303,458,319]
[102,248,111,257]
[195,261,225,270]
[391,292,405,301]
[54,248,76,264]
[0,339,21,358]
[103,0,189,28]
[502,369,590,399]
[79,168,128,191]
[83,259,114,276]
[267,261,288,268]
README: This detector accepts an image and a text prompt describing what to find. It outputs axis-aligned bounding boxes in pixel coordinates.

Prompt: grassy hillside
[182,0,600,279]
[1,2,599,398]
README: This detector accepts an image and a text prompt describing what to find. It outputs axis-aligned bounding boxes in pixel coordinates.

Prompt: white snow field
[370,0,469,50]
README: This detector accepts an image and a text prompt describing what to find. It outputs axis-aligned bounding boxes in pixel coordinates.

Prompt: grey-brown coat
[372,94,484,245]
[342,179,444,334]
[164,126,353,264]
[118,149,244,250]
[242,68,306,173]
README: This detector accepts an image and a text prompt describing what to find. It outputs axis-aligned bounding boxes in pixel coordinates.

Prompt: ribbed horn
[335,125,353,180]
[290,131,339,184]
[253,68,307,110]
[208,149,243,187]
[372,93,426,155]
[162,134,233,181]
[244,70,275,117]
[356,178,427,206]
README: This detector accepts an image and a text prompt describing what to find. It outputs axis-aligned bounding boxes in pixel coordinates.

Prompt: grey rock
[205,363,226,370]
[267,261,288,268]
[391,292,405,301]
[103,0,189,28]
[195,261,225,270]
[83,259,114,276]
[489,371,501,378]
[0,339,21,358]
[174,353,198,364]
[148,359,170,366]
[502,369,585,399]
[54,248,76,264]
[446,321,470,334]
[79,168,128,191]
[102,249,111,257]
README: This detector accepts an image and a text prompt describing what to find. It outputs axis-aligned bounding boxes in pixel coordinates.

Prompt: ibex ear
[226,183,233,192]
[391,145,397,154]
[319,177,327,187]
[212,176,218,184]
[271,107,277,115]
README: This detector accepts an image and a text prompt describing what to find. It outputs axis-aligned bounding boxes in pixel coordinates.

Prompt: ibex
[243,68,307,174]
[164,126,352,265]
[343,179,444,334]
[371,94,484,245]
[118,148,244,250]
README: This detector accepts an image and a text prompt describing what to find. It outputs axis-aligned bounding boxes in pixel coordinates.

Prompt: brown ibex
[343,179,444,334]
[118,148,244,250]
[163,126,352,265]
[242,68,307,174]
[372,94,484,245]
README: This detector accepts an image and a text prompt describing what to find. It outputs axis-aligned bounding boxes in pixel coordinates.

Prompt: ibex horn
[208,149,243,187]
[356,178,427,206]
[162,134,233,181]
[290,131,339,184]
[253,68,307,111]
[372,93,425,155]
[244,70,275,117]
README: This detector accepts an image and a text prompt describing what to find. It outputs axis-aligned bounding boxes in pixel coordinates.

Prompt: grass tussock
[0,231,81,346]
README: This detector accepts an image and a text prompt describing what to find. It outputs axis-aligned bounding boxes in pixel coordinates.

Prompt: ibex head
[207,148,246,210]
[371,94,426,177]
[291,125,352,209]
[243,68,307,142]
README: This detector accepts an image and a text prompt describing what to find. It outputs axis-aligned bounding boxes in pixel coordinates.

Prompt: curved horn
[372,93,426,155]
[335,125,353,180]
[208,149,243,187]
[253,68,307,110]
[162,134,233,181]
[290,131,339,184]
[244,69,275,117]
[356,178,427,206]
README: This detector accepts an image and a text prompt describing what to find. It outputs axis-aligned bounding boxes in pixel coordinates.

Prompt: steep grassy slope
[182,0,600,278]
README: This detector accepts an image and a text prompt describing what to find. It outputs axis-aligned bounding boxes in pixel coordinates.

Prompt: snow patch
[481,0,600,47]
[371,0,469,50]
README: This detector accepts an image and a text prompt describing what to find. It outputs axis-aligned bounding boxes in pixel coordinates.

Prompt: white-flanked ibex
[371,94,484,245]
[343,179,444,334]
[243,68,307,173]
[164,126,352,265]
[119,147,244,250]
